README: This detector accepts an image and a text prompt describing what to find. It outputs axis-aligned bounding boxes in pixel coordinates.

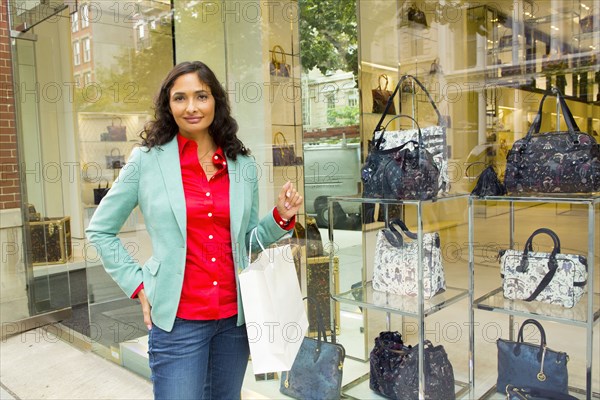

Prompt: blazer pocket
[142,257,161,306]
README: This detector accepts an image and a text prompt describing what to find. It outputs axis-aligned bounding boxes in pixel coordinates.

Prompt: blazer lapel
[155,138,186,240]
[228,155,244,240]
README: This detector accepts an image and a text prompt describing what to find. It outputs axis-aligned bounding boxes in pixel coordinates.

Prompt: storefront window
[81,4,90,29]
[71,10,78,32]
[73,41,80,65]
[72,0,174,357]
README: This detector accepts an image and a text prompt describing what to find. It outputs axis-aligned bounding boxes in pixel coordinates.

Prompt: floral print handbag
[372,218,445,299]
[499,228,588,308]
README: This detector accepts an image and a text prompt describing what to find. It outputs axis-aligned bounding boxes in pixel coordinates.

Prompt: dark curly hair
[141,61,249,160]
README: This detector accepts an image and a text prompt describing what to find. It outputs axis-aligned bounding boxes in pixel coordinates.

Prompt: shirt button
[279,220,284,225]
[214,155,218,160]
[209,234,213,239]
[211,257,216,262]
[213,281,218,286]
[222,161,227,165]
[208,212,213,217]
[206,192,210,197]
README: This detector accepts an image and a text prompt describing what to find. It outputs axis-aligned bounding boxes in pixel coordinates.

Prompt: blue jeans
[148,316,250,400]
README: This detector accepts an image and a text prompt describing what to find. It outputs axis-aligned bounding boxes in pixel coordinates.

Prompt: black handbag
[407,4,428,27]
[370,331,455,400]
[429,58,443,75]
[362,115,440,200]
[106,117,127,141]
[579,14,595,33]
[504,87,600,194]
[372,74,396,114]
[272,132,300,166]
[505,385,578,400]
[471,165,506,197]
[280,298,345,400]
[93,180,110,205]
[497,319,569,394]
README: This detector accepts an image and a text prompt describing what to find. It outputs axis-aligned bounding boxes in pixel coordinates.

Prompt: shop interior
[3,0,599,398]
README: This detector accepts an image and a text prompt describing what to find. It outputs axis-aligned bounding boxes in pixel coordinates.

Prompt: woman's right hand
[137,289,152,330]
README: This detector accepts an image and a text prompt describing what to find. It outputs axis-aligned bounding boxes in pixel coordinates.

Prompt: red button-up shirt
[131,134,295,320]
[176,134,237,319]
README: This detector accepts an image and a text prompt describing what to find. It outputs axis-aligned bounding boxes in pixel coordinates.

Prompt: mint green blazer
[86,137,291,332]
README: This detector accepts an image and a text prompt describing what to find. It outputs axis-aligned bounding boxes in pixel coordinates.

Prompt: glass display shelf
[474,287,600,327]
[475,194,600,204]
[79,140,138,144]
[341,372,471,400]
[329,193,469,206]
[334,282,469,318]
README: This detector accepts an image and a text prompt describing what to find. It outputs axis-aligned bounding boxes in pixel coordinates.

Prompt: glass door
[1,2,76,336]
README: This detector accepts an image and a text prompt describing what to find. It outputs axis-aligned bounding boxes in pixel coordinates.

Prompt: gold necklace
[198,147,214,163]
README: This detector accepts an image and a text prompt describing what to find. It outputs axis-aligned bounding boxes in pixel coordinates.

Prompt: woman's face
[169,72,215,139]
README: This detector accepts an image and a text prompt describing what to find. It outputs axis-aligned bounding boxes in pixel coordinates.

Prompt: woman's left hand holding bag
[276,181,303,221]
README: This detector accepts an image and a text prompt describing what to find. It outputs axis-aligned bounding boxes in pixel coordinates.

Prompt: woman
[86,61,303,399]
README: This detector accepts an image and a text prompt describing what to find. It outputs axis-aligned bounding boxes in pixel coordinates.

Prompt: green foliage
[299,0,358,77]
[75,25,173,113]
[327,105,359,127]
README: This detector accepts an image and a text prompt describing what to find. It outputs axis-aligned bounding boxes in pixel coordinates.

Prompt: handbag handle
[523,228,561,255]
[516,319,547,357]
[518,228,562,302]
[303,296,333,363]
[110,147,121,157]
[464,161,490,179]
[520,228,561,272]
[374,114,423,150]
[381,218,416,248]
[96,178,109,189]
[525,87,581,142]
[274,131,288,146]
[377,74,389,90]
[111,117,123,127]
[374,74,444,133]
[271,45,287,65]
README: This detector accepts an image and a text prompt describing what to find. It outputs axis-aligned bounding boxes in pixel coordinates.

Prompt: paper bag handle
[248,227,267,261]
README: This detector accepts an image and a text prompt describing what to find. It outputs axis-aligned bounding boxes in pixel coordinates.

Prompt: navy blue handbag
[280,298,345,400]
[505,384,578,400]
[497,319,569,394]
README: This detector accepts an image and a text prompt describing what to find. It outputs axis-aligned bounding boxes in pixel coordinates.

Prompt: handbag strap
[274,131,288,146]
[520,228,561,271]
[271,45,286,64]
[374,74,444,133]
[525,87,581,141]
[388,218,418,240]
[378,74,389,90]
[97,178,109,189]
[374,114,423,150]
[111,117,122,126]
[514,228,561,302]
[516,319,547,350]
[110,147,121,156]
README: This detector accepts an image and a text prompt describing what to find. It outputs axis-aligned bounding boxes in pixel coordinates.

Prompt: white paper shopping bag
[239,229,308,374]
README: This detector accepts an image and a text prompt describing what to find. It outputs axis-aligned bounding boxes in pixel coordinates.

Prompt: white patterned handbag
[500,228,588,308]
[372,75,449,195]
[372,219,446,299]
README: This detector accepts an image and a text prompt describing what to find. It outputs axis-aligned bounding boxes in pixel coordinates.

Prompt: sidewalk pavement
[1,327,153,400]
